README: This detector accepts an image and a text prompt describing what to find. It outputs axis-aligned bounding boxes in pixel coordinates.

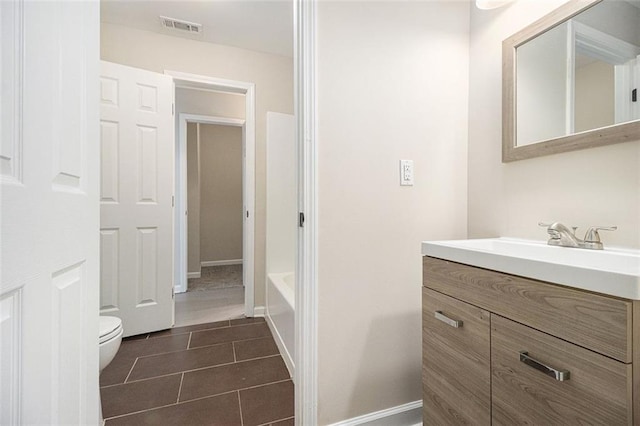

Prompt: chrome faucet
[538,222,617,250]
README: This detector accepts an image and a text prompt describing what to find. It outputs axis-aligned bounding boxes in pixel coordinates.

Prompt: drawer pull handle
[519,351,570,382]
[434,311,463,328]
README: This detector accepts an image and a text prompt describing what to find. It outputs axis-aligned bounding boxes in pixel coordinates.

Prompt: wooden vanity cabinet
[422,288,491,425]
[492,315,631,425]
[422,256,638,425]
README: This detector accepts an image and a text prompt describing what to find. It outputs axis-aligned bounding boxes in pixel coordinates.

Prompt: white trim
[295,0,318,424]
[265,312,295,378]
[253,306,265,317]
[187,272,201,279]
[201,259,243,267]
[565,21,575,134]
[572,21,640,65]
[327,401,423,426]
[182,114,245,127]
[167,70,256,318]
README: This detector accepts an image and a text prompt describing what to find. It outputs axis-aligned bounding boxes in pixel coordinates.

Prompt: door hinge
[246,210,249,218]
[299,212,305,228]
[172,288,175,299]
[633,88,637,102]
[172,103,175,115]
[172,195,175,207]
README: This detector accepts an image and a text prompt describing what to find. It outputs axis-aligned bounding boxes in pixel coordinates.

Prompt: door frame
[167,71,256,318]
[176,114,246,294]
[295,0,318,423]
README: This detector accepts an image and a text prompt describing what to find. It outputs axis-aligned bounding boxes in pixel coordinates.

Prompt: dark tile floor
[100,317,294,426]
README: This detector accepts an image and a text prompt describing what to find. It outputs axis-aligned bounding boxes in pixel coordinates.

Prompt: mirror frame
[502,0,640,162]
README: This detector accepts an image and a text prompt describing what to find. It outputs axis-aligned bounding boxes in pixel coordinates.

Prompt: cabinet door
[422,288,491,425]
[492,315,631,425]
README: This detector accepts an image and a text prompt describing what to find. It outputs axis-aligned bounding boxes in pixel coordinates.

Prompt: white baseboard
[201,259,243,267]
[265,310,295,379]
[328,400,422,426]
[187,272,201,279]
[253,306,265,317]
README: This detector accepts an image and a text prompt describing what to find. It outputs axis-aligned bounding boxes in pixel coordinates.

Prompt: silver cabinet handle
[519,351,570,382]
[434,311,463,328]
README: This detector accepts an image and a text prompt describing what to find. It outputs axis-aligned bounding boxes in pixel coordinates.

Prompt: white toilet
[99,316,123,372]
[99,316,123,422]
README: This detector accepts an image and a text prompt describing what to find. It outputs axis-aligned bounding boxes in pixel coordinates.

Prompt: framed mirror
[503,0,640,162]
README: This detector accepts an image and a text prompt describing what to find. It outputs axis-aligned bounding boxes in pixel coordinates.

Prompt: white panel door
[100,61,174,337]
[1,1,100,424]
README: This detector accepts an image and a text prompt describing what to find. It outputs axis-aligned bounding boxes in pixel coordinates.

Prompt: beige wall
[574,59,614,133]
[199,124,244,262]
[101,23,293,305]
[187,123,201,273]
[317,1,470,423]
[468,0,640,249]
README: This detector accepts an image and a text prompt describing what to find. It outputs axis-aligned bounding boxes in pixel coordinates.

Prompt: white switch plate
[400,160,414,186]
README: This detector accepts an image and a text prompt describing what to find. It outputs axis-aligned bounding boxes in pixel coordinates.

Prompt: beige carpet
[188,265,243,292]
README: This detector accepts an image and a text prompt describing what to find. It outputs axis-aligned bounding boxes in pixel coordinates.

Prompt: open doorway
[177,111,247,326]
[171,73,257,321]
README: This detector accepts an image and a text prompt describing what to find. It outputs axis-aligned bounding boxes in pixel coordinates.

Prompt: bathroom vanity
[421,238,640,425]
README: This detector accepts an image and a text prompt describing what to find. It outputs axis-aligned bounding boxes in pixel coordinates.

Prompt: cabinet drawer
[423,256,632,362]
[491,315,631,425]
[422,288,491,425]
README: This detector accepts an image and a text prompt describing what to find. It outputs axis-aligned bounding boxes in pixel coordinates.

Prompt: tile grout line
[233,341,237,362]
[179,378,294,405]
[136,320,267,343]
[100,371,183,389]
[187,331,193,350]
[240,378,293,393]
[103,387,245,422]
[103,401,181,421]
[102,354,285,388]
[132,319,239,341]
[123,357,139,384]
[176,372,184,404]
[238,390,244,426]
[190,334,274,350]
[256,416,295,426]
[121,338,236,367]
[134,317,263,340]
[122,378,294,413]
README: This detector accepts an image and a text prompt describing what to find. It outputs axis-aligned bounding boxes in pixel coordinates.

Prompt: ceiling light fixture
[475,0,514,10]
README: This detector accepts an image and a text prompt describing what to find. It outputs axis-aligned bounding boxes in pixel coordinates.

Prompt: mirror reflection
[516,0,640,147]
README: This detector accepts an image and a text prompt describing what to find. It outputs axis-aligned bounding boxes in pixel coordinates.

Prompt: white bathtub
[266,272,295,376]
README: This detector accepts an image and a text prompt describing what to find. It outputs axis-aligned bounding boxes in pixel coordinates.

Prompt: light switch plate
[400,160,414,186]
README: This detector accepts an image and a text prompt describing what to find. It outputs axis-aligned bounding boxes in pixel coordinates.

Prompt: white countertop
[422,237,640,300]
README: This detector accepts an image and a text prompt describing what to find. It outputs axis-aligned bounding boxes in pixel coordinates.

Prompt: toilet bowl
[99,316,123,422]
[99,316,123,372]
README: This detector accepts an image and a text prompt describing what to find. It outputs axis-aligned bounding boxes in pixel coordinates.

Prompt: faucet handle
[584,226,617,243]
[539,222,577,234]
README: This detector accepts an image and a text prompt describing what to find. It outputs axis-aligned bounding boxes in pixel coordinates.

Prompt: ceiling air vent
[160,16,202,34]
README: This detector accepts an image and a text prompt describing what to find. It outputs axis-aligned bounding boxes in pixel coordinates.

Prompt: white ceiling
[100,0,294,57]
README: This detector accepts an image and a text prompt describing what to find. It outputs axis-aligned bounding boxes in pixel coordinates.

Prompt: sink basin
[422,238,640,299]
